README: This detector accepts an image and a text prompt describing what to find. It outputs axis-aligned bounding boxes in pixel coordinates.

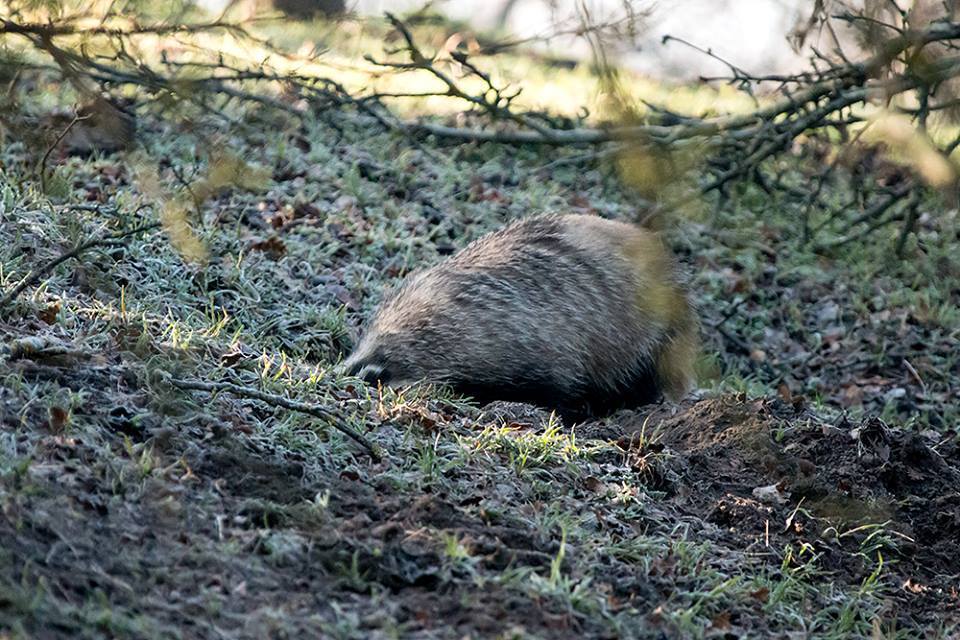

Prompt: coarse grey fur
[342,213,698,419]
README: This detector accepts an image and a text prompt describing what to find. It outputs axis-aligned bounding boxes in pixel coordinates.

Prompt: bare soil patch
[614,397,960,627]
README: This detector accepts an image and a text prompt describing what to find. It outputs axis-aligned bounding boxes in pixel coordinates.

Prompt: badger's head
[340,325,440,389]
[339,273,450,388]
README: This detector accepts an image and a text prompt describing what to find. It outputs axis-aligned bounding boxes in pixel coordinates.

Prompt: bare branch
[38,109,91,192]
[161,374,383,461]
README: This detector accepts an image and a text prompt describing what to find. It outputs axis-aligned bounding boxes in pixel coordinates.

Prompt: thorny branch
[11,8,960,147]
[365,12,556,139]
[355,16,960,145]
[355,11,960,249]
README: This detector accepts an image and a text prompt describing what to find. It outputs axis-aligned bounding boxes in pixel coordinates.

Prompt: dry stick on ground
[162,374,383,461]
[708,299,754,357]
[814,183,913,240]
[0,221,160,312]
[3,335,92,361]
[810,182,912,238]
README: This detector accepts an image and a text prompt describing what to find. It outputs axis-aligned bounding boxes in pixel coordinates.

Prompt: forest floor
[1,14,960,640]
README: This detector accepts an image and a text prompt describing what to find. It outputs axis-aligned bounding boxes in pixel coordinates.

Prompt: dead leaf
[220,345,253,368]
[325,284,358,310]
[583,476,602,492]
[709,611,732,631]
[777,382,793,404]
[392,405,441,431]
[902,578,929,594]
[648,555,676,577]
[38,302,61,325]
[48,406,70,433]
[751,586,770,603]
[249,236,286,258]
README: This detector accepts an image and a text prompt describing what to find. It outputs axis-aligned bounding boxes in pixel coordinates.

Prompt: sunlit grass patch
[470,415,585,473]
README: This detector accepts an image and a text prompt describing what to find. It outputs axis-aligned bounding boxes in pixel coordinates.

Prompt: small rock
[817,302,840,323]
[752,483,789,505]
[884,387,907,402]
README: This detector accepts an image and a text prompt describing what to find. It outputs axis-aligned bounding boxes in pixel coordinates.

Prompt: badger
[342,213,698,420]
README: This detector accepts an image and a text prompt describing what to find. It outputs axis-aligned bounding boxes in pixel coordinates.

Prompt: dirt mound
[619,396,960,626]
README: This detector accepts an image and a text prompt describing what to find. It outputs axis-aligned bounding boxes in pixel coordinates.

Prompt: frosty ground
[2,25,960,638]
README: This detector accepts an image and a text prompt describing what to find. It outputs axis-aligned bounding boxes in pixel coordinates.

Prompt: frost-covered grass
[0,13,958,639]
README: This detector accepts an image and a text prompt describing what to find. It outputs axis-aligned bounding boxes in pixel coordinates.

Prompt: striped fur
[343,214,698,419]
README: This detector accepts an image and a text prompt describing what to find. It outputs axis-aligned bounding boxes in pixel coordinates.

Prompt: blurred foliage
[4,0,960,255]
[865,109,958,189]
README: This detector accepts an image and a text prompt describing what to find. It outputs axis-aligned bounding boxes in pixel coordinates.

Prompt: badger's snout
[341,352,393,386]
[353,363,390,386]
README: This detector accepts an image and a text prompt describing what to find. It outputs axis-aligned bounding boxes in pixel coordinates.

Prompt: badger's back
[343,214,697,419]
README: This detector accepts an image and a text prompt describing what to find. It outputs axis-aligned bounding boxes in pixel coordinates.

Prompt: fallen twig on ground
[161,373,384,461]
